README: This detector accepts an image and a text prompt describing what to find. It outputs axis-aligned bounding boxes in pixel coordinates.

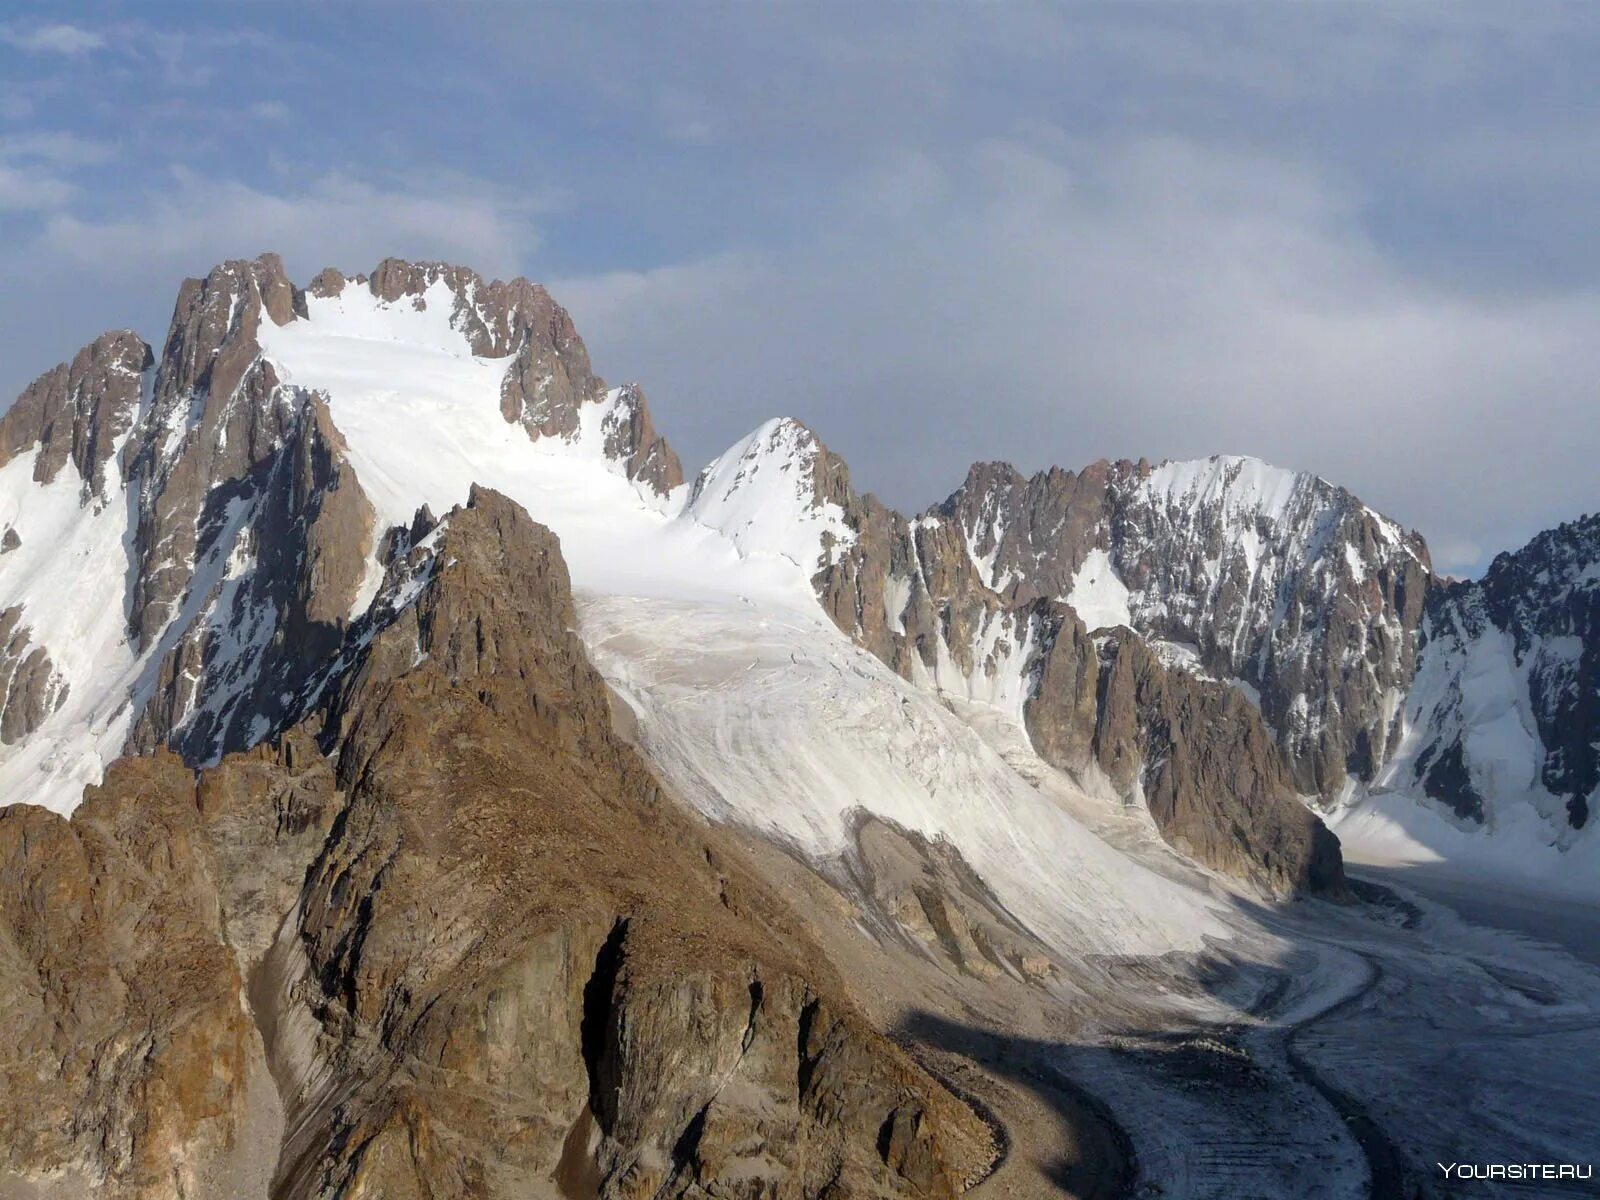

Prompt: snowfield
[0,445,141,814]
[581,594,1226,959]
[262,280,1226,961]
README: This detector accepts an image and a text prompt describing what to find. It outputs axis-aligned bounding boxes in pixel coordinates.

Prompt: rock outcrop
[1092,631,1345,896]
[0,488,992,1200]
[123,254,307,649]
[1017,604,1346,896]
[0,329,151,501]
[0,750,288,1199]
[0,605,67,743]
[127,391,376,764]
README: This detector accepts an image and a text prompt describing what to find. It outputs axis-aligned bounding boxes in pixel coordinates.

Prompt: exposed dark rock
[0,329,151,500]
[123,254,305,648]
[127,392,376,763]
[0,605,68,744]
[1089,631,1347,898]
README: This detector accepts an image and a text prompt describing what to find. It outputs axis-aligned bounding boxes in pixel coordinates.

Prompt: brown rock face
[0,605,68,744]
[0,489,989,1199]
[1018,602,1100,775]
[1107,633,1342,897]
[347,259,684,496]
[0,752,277,1199]
[1019,608,1346,897]
[0,329,151,500]
[804,428,1018,690]
[601,383,685,497]
[123,254,306,648]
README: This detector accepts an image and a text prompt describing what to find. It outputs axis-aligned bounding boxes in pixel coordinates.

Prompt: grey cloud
[1,23,105,56]
[36,167,543,281]
[554,136,1600,576]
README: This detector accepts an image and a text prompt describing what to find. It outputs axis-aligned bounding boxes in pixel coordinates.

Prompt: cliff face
[1018,605,1346,897]
[0,328,150,499]
[933,455,1431,799]
[0,488,992,1200]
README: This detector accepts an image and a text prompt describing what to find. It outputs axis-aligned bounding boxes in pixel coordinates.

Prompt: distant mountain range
[0,254,1594,1196]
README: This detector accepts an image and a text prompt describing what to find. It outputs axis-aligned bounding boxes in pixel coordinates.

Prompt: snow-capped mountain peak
[684,417,856,572]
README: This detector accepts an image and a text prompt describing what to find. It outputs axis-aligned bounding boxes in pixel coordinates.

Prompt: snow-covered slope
[1335,514,1600,896]
[0,439,142,812]
[582,594,1225,958]
[682,418,854,571]
[259,284,843,610]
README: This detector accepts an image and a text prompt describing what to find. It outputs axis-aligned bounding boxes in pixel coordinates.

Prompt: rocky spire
[0,329,151,500]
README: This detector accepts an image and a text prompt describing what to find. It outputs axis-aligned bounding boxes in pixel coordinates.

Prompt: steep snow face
[1111,454,1428,794]
[0,444,141,813]
[1138,455,1305,531]
[583,594,1226,958]
[683,418,854,575]
[1065,546,1130,631]
[1345,514,1600,892]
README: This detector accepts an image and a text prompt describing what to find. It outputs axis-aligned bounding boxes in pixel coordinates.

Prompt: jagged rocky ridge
[1381,512,1600,838]
[0,255,682,796]
[0,487,993,1199]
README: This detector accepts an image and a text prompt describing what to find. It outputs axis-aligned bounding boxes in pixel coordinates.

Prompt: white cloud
[554,136,1600,575]
[37,167,544,282]
[248,100,291,123]
[0,131,114,167]
[0,163,75,211]
[0,131,113,213]
[2,23,105,56]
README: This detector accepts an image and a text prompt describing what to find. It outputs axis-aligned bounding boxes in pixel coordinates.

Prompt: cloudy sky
[2,4,1597,574]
